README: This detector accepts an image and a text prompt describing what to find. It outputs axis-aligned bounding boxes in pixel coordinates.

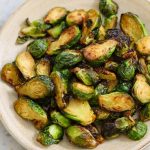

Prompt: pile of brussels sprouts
[1,0,150,148]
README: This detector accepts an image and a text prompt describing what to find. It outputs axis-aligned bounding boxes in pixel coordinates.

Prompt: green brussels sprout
[107,79,118,92]
[127,121,147,140]
[1,63,22,86]
[120,12,148,42]
[99,92,135,112]
[93,108,110,120]
[47,25,81,55]
[47,21,66,39]
[16,35,31,44]
[54,50,83,69]
[71,82,95,100]
[104,61,118,71]
[99,0,118,17]
[98,25,106,41]
[66,9,87,26]
[116,81,132,93]
[44,7,68,25]
[80,9,101,45]
[37,124,64,146]
[140,103,150,121]
[66,125,99,148]
[27,39,49,59]
[63,98,96,126]
[14,97,48,129]
[15,51,36,79]
[83,39,118,66]
[117,59,135,81]
[132,74,150,104]
[36,58,51,76]
[16,75,54,99]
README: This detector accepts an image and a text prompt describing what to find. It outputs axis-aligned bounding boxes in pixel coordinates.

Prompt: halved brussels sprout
[140,103,150,121]
[36,58,51,76]
[71,82,95,100]
[132,74,150,104]
[83,39,118,66]
[47,21,66,39]
[98,25,106,41]
[104,61,118,71]
[107,79,118,92]
[15,51,36,79]
[116,81,132,93]
[120,12,148,42]
[44,7,68,25]
[93,108,110,120]
[16,35,31,44]
[16,75,54,99]
[66,125,99,148]
[14,97,48,129]
[37,124,64,146]
[27,39,49,59]
[47,25,81,55]
[99,92,135,112]
[1,63,22,86]
[66,9,87,26]
[127,121,147,140]
[63,98,96,126]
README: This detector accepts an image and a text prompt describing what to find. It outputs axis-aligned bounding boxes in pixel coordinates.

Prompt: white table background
[0,0,150,150]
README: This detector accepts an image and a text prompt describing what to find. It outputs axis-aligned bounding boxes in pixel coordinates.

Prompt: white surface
[0,0,150,150]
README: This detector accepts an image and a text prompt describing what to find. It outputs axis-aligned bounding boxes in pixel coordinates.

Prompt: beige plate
[0,0,150,150]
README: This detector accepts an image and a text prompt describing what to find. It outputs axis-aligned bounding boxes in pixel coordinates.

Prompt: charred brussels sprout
[66,125,99,148]
[120,12,148,42]
[107,80,118,92]
[15,51,36,79]
[16,75,54,99]
[99,92,135,112]
[98,25,106,41]
[93,108,110,120]
[37,124,64,146]
[104,61,118,71]
[63,98,96,126]
[116,81,132,93]
[140,103,150,121]
[14,97,48,129]
[16,36,31,44]
[1,63,22,86]
[27,39,49,59]
[83,40,118,66]
[127,121,147,140]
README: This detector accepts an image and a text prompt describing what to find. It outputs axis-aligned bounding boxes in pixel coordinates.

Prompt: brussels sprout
[127,121,147,140]
[44,7,68,25]
[99,92,135,112]
[16,75,54,99]
[136,36,150,55]
[1,63,22,86]
[71,82,95,100]
[47,21,66,39]
[132,74,150,104]
[80,9,101,45]
[120,12,148,42]
[54,50,83,69]
[50,110,71,128]
[66,9,87,26]
[14,97,48,129]
[98,25,106,41]
[93,108,110,120]
[16,35,31,44]
[140,103,150,121]
[104,15,118,31]
[63,98,96,126]
[47,25,81,55]
[27,39,49,59]
[37,124,64,146]
[117,58,135,81]
[107,79,118,92]
[83,40,118,66]
[104,61,118,71]
[116,81,132,93]
[66,125,99,148]
[99,0,118,17]
[15,51,36,79]
[36,58,51,76]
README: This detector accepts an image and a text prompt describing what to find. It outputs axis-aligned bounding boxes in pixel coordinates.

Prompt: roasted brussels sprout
[66,9,87,26]
[104,61,118,71]
[127,121,147,140]
[98,25,106,41]
[16,35,31,44]
[93,108,110,120]
[66,125,99,148]
[116,81,132,93]
[47,25,81,55]
[15,51,36,79]
[99,92,135,112]
[16,75,54,99]
[99,0,118,17]
[63,98,96,126]
[71,82,95,100]
[107,79,118,92]
[140,103,150,121]
[37,124,64,146]
[1,63,22,86]
[120,12,148,42]
[14,97,48,129]
[83,39,118,66]
[50,110,71,128]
